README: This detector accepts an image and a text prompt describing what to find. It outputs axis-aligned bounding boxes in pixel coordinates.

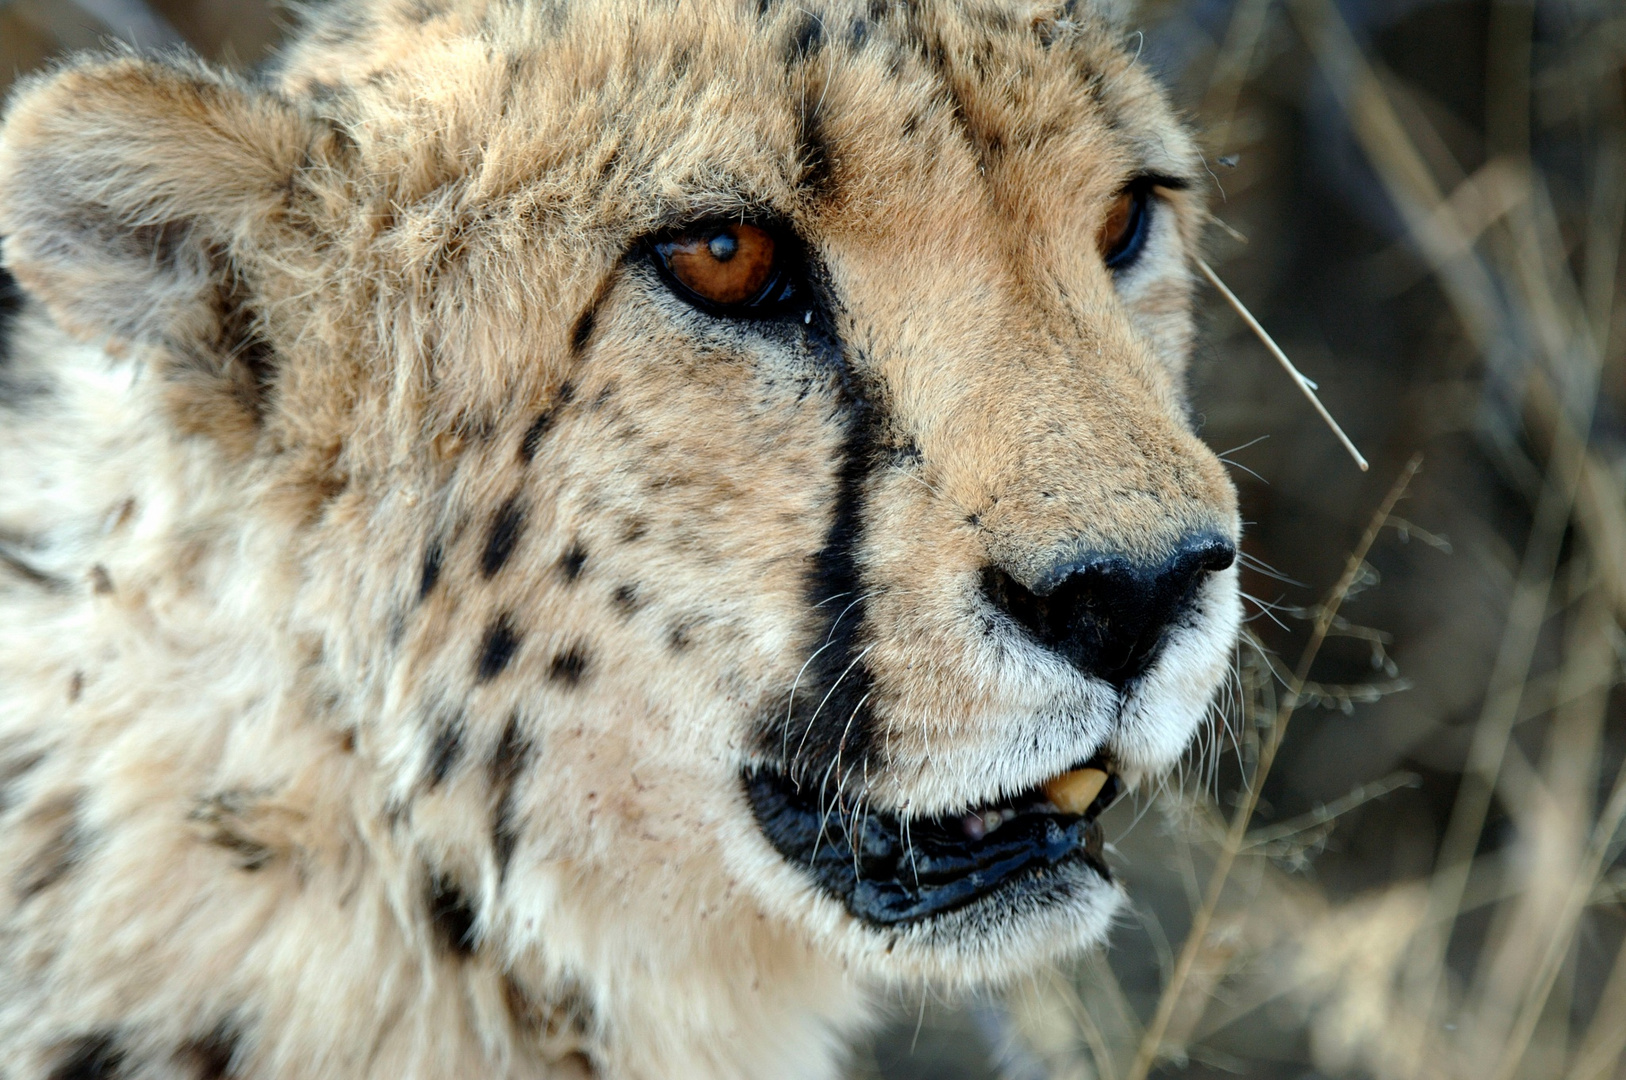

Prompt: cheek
[1119,259,1198,372]
[548,330,854,704]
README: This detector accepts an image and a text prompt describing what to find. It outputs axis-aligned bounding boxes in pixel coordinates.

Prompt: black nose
[982,533,1236,688]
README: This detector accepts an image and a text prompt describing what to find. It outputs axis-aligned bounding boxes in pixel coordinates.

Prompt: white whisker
[792,644,876,767]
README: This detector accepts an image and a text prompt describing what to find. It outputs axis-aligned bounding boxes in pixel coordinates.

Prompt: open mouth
[744,759,1122,927]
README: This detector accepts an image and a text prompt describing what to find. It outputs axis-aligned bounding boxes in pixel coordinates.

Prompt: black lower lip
[744,770,1114,927]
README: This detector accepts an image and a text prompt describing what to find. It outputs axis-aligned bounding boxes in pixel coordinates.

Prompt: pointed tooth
[1043,768,1109,815]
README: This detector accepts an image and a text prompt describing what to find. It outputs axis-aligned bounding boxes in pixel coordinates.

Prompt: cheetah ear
[0,54,327,350]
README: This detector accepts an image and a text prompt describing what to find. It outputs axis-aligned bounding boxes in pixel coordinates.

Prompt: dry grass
[2,2,1623,1078]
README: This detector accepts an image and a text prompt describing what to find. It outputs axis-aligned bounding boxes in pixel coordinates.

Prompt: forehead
[290,0,1198,237]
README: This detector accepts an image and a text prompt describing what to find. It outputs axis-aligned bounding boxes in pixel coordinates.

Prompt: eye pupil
[707,232,739,261]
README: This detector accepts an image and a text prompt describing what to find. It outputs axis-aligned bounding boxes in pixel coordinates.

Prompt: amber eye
[655,222,781,308]
[1097,182,1152,271]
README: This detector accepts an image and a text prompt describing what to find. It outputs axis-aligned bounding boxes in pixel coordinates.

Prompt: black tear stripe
[490,713,534,880]
[49,1033,125,1080]
[753,288,884,798]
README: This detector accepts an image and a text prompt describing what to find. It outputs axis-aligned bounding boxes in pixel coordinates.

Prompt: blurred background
[3,0,1623,1076]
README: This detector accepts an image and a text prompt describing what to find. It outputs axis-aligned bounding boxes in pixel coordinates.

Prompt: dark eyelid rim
[1100,173,1193,273]
[1128,172,1193,194]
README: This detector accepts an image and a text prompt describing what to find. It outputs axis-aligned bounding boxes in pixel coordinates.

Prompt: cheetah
[0,1,1241,1077]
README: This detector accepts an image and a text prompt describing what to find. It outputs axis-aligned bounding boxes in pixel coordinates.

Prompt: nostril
[982,532,1236,687]
[1185,537,1237,576]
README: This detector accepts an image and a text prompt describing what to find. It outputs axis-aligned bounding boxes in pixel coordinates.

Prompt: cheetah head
[0,0,1239,1024]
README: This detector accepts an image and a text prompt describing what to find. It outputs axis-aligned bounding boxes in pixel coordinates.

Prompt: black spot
[490,713,529,787]
[0,544,69,591]
[558,543,588,583]
[426,871,478,956]
[788,13,825,61]
[18,797,82,900]
[663,43,694,78]
[0,744,47,814]
[407,0,444,23]
[189,792,274,872]
[570,306,597,356]
[611,584,641,617]
[548,646,591,686]
[426,718,463,788]
[667,622,695,653]
[972,5,1014,32]
[176,1021,240,1079]
[419,541,443,599]
[505,974,597,1045]
[519,410,555,463]
[795,91,833,196]
[481,495,527,578]
[888,439,923,468]
[490,713,534,879]
[49,1033,125,1080]
[519,378,577,462]
[476,614,523,682]
[0,262,20,372]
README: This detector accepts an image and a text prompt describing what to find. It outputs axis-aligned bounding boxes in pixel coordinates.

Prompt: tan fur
[0,2,1240,1077]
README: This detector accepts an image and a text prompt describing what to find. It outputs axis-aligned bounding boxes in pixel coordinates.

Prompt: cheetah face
[538,6,1241,981]
[0,0,1241,997]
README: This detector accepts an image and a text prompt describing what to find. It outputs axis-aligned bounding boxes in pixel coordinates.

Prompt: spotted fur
[0,1,1240,1077]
